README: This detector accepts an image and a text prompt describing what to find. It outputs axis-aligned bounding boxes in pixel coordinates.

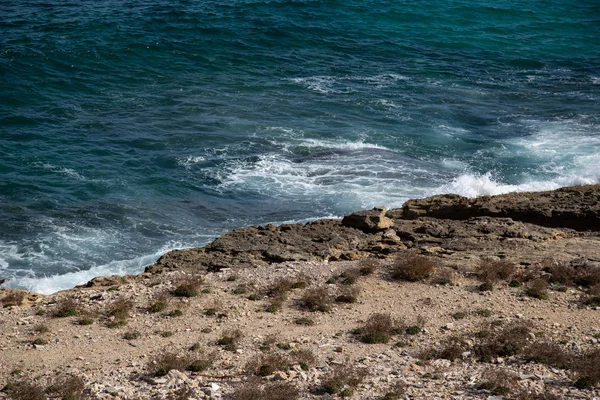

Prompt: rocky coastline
[2,185,600,399]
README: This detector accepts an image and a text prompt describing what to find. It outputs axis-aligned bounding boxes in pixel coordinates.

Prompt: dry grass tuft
[523,342,574,369]
[475,321,531,362]
[171,275,204,297]
[148,352,191,377]
[477,368,518,395]
[230,378,299,400]
[321,362,368,395]
[5,380,46,400]
[573,349,600,389]
[105,297,134,321]
[355,313,402,344]
[300,286,333,312]
[525,278,549,300]
[217,329,243,351]
[53,297,79,318]
[1,291,25,307]
[335,285,360,303]
[245,351,291,376]
[391,252,435,282]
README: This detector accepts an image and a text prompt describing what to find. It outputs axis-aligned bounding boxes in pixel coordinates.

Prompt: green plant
[475,309,492,317]
[0,291,25,307]
[148,352,191,377]
[105,297,134,321]
[247,293,262,301]
[300,286,332,312]
[290,348,316,370]
[391,252,435,282]
[32,338,47,345]
[452,312,467,320]
[246,352,291,376]
[53,297,79,317]
[358,258,380,275]
[438,336,467,361]
[295,317,314,326]
[217,329,243,351]
[123,331,141,340]
[335,285,360,303]
[160,331,174,338]
[149,295,168,313]
[355,313,401,344]
[166,309,183,317]
[187,351,216,372]
[526,279,549,300]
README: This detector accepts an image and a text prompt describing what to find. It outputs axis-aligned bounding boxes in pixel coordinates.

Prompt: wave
[288,73,410,94]
[1,242,183,295]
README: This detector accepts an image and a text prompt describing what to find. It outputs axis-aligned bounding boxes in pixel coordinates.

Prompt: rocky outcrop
[393,184,600,231]
[341,206,394,231]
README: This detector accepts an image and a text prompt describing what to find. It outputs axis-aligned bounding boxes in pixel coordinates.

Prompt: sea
[1,0,599,294]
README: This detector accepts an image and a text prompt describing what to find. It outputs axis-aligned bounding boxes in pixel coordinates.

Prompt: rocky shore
[2,185,600,399]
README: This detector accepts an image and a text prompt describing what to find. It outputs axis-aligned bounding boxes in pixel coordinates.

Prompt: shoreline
[1,184,600,399]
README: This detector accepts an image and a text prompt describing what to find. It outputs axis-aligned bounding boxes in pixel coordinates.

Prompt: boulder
[341,206,394,231]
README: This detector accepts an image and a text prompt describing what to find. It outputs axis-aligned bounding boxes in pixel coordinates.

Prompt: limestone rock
[341,206,394,231]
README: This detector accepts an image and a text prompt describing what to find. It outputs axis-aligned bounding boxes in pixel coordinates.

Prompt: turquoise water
[1,0,599,293]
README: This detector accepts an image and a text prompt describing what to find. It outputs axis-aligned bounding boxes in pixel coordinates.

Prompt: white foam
[289,73,410,93]
[2,243,184,295]
[178,156,206,168]
[433,172,600,199]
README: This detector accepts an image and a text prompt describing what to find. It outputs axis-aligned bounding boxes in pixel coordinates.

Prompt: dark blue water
[1,0,599,293]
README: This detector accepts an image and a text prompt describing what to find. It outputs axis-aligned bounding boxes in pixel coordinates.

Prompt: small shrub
[5,380,46,400]
[573,349,600,388]
[231,379,299,400]
[523,342,573,369]
[478,368,518,395]
[123,331,141,340]
[339,269,360,285]
[526,279,549,300]
[204,307,218,316]
[247,293,262,301]
[335,285,360,303]
[355,313,401,344]
[0,291,25,307]
[32,338,47,345]
[187,351,216,372]
[321,363,368,395]
[300,286,332,312]
[246,352,291,376]
[159,330,174,338]
[53,297,79,317]
[232,286,247,295]
[477,258,515,283]
[217,329,243,351]
[452,312,467,320]
[149,294,169,313]
[171,275,204,297]
[294,317,314,326]
[475,309,492,317]
[391,252,435,282]
[381,382,406,400]
[358,258,379,275]
[509,279,522,287]
[439,336,467,361]
[290,348,316,370]
[105,297,134,321]
[77,317,94,326]
[33,324,50,334]
[266,278,294,299]
[475,322,531,362]
[148,352,191,377]
[51,375,87,400]
[166,309,183,317]
[106,320,127,328]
